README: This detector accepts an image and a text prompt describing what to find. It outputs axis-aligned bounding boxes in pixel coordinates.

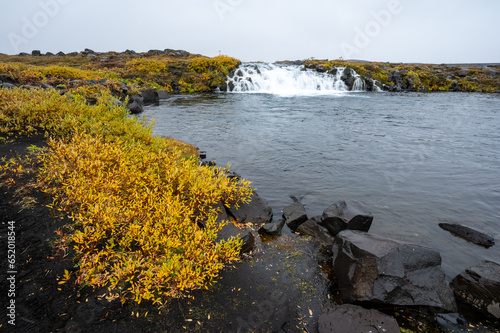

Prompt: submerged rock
[319,200,373,237]
[450,261,500,319]
[332,230,457,311]
[439,223,495,248]
[319,304,400,333]
[226,191,273,225]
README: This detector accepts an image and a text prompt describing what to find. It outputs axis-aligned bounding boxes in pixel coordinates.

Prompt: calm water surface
[145,92,500,278]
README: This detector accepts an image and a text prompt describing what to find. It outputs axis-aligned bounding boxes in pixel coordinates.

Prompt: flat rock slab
[333,230,457,311]
[450,261,500,319]
[297,216,333,245]
[258,219,285,237]
[227,191,273,225]
[439,223,495,248]
[319,304,400,333]
[320,200,373,236]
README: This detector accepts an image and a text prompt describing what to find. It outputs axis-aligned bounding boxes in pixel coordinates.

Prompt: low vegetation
[0,87,253,305]
[0,52,241,93]
[304,58,500,92]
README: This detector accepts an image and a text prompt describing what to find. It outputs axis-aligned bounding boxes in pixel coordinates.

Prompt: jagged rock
[315,65,327,73]
[319,200,373,237]
[297,216,333,245]
[388,69,403,89]
[45,52,54,56]
[226,192,273,225]
[213,203,254,254]
[332,230,457,311]
[258,219,285,237]
[283,198,307,229]
[18,52,29,56]
[164,49,190,57]
[56,51,65,56]
[147,49,164,56]
[140,89,159,105]
[450,261,500,319]
[319,304,400,333]
[439,223,494,248]
[341,67,355,82]
[32,50,41,56]
[68,52,79,56]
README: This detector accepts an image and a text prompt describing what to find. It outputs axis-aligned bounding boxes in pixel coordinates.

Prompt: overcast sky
[1,0,499,63]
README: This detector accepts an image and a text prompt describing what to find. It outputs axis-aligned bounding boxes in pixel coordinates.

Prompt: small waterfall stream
[226,63,368,95]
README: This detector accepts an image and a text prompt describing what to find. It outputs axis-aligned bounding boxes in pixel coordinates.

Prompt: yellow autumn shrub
[125,58,168,74]
[0,87,254,304]
[188,55,240,75]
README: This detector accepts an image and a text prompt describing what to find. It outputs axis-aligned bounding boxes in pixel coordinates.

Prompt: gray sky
[1,0,499,63]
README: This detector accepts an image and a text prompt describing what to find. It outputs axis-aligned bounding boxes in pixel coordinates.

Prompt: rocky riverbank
[2,132,500,332]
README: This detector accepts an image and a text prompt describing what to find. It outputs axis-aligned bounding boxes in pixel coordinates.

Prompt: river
[144,64,500,280]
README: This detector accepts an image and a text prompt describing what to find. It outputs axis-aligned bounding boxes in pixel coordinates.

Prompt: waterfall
[226,63,368,96]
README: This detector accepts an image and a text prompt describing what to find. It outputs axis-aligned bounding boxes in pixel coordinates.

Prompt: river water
[144,71,500,280]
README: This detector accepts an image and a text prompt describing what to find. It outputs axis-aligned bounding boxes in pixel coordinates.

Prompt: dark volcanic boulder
[388,69,403,88]
[140,89,159,105]
[450,261,500,319]
[217,223,254,254]
[297,216,333,245]
[282,198,307,229]
[214,203,254,254]
[332,230,457,311]
[258,219,285,237]
[439,223,495,248]
[226,192,273,225]
[127,94,144,114]
[319,304,400,333]
[319,200,373,237]
[157,90,170,100]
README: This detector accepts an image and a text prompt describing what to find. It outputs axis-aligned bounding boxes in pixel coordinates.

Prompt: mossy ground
[0,52,240,93]
[304,59,500,92]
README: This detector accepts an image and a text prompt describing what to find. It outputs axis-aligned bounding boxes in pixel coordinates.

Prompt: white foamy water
[226,63,368,96]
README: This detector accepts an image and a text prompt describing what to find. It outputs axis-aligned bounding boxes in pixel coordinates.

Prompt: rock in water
[127,94,144,114]
[226,192,273,225]
[282,199,308,229]
[332,230,457,311]
[450,261,500,319]
[320,200,373,236]
[439,223,495,248]
[319,304,400,333]
[140,89,159,105]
